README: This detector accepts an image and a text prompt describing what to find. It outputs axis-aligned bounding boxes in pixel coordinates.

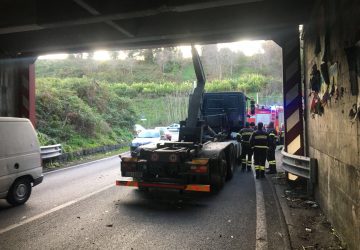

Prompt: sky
[38,40,264,60]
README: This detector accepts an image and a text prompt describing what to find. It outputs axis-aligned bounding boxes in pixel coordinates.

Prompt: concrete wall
[0,58,36,125]
[303,0,360,249]
[0,60,20,117]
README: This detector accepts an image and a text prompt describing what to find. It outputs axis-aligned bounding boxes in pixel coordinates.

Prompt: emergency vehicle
[248,105,284,133]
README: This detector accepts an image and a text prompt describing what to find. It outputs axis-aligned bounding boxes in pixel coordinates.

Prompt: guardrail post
[307,158,318,196]
[310,158,318,183]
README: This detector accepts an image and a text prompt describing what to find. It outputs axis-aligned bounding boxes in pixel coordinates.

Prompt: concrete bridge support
[303,0,360,248]
[0,58,36,126]
[279,28,305,156]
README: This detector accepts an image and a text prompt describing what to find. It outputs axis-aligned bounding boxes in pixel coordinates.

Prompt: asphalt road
[0,155,287,250]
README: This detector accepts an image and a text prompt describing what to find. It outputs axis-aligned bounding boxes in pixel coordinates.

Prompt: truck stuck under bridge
[117,46,246,192]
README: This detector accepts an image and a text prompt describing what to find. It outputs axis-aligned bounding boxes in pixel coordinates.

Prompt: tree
[110,51,119,60]
[218,47,237,78]
[87,52,94,60]
[201,44,220,80]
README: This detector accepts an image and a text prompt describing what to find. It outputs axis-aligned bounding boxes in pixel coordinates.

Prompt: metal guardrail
[281,149,317,196]
[40,144,62,159]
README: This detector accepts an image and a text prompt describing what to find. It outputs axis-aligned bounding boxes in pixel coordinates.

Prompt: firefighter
[250,122,269,179]
[250,122,255,130]
[266,122,277,174]
[238,122,254,172]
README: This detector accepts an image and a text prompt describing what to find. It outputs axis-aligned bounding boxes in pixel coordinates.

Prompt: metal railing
[281,149,317,196]
[40,144,62,159]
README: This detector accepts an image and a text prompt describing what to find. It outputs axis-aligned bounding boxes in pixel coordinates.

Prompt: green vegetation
[36,78,135,152]
[35,42,283,153]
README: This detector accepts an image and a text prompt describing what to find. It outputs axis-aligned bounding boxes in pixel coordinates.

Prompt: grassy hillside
[132,96,189,128]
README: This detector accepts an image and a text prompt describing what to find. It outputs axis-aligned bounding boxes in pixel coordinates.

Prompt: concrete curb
[266,175,292,250]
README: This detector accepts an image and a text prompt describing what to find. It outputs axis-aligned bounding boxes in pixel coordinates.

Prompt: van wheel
[6,178,32,206]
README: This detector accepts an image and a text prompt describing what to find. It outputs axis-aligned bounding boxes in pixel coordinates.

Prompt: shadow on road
[117,188,219,214]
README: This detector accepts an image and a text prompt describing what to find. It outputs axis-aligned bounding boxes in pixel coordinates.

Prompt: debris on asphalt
[227,219,231,223]
[230,236,234,239]
[106,224,113,227]
[301,245,315,249]
[272,152,345,249]
[303,200,319,208]
[77,216,80,219]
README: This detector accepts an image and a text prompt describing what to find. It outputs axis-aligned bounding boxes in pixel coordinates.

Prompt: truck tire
[226,146,236,180]
[6,177,32,206]
[210,152,227,192]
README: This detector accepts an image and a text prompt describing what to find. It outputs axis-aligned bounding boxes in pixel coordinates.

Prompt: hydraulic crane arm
[186,45,206,128]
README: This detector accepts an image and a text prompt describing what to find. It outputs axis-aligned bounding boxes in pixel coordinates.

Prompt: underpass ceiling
[0,0,314,58]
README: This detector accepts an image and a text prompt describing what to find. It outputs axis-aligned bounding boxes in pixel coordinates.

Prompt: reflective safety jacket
[239,128,254,144]
[250,130,269,150]
[266,128,278,149]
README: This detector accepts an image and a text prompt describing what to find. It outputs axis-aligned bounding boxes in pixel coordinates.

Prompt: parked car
[130,129,162,153]
[154,127,172,141]
[166,123,180,132]
[0,117,43,206]
[133,124,145,135]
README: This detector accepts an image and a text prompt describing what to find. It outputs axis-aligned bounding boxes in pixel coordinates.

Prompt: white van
[0,117,43,205]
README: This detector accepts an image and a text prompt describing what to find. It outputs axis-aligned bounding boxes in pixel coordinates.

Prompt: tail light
[190,165,208,174]
[189,158,209,174]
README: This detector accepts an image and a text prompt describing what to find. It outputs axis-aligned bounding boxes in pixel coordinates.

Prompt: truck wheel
[6,178,32,206]
[211,152,227,192]
[226,146,236,180]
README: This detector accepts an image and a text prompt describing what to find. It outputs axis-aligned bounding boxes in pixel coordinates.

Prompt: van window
[0,121,39,157]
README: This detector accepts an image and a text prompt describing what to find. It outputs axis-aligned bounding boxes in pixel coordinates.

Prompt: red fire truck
[247,105,284,133]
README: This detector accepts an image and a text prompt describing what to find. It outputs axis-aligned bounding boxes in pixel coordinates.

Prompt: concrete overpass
[0,0,312,55]
[0,0,359,249]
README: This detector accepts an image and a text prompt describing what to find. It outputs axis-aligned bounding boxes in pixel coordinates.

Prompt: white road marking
[255,179,268,250]
[0,183,114,235]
